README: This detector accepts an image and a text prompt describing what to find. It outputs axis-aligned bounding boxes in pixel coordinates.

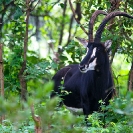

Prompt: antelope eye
[97,48,100,51]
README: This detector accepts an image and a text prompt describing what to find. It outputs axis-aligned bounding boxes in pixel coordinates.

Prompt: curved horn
[89,10,107,42]
[94,11,133,43]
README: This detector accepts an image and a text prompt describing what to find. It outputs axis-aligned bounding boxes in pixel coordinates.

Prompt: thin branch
[19,0,30,101]
[49,0,60,11]
[66,14,74,46]
[31,0,40,11]
[24,2,30,61]
[29,33,36,39]
[68,0,88,35]
[30,13,50,17]
[31,104,42,133]
[0,44,4,97]
[58,0,67,52]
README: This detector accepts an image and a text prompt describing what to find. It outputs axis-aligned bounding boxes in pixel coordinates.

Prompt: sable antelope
[51,10,111,112]
[51,10,109,100]
[51,11,133,118]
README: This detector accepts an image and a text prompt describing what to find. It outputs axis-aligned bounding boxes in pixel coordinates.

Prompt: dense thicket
[0,0,133,132]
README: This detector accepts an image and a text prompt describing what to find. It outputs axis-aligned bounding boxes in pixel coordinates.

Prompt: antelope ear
[75,37,88,48]
[104,40,112,49]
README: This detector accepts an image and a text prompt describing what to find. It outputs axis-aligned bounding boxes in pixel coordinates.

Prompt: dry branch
[58,0,67,52]
[19,0,40,101]
[31,104,42,133]
[68,0,88,35]
[31,0,40,11]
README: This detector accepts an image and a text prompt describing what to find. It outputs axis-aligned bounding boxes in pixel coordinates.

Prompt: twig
[58,0,67,52]
[68,0,88,35]
[31,0,40,11]
[31,104,42,133]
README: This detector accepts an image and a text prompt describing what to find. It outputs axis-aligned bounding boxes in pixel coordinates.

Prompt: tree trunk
[128,60,133,91]
[19,61,27,101]
[19,0,30,101]
[0,44,5,123]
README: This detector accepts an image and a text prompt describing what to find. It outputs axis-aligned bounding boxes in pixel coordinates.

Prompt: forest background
[0,0,133,132]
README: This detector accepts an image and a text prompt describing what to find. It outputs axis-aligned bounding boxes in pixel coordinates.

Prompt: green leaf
[5,0,12,5]
[59,3,64,9]
[51,62,58,69]
[13,6,23,20]
[0,4,4,11]
[60,55,68,61]
[0,0,4,4]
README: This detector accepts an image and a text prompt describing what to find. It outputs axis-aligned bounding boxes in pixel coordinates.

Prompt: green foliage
[13,6,23,20]
[112,54,130,92]
[3,20,24,95]
[1,0,133,94]
[26,60,51,80]
[86,93,133,133]
[58,40,85,67]
[1,0,133,132]
[0,82,84,132]
[1,83,133,132]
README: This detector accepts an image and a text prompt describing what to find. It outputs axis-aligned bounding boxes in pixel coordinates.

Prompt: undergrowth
[0,82,133,133]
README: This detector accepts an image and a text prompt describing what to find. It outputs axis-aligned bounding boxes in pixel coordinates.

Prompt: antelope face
[79,42,110,73]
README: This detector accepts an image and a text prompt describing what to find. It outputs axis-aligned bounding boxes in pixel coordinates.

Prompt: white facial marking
[85,48,89,56]
[80,48,97,73]
[80,69,87,73]
[85,48,97,71]
[88,58,97,70]
[87,47,89,52]
[91,47,96,58]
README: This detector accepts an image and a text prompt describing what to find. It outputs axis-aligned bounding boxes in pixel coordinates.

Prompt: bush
[0,82,133,132]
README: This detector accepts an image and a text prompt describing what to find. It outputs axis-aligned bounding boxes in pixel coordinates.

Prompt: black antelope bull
[51,11,133,118]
